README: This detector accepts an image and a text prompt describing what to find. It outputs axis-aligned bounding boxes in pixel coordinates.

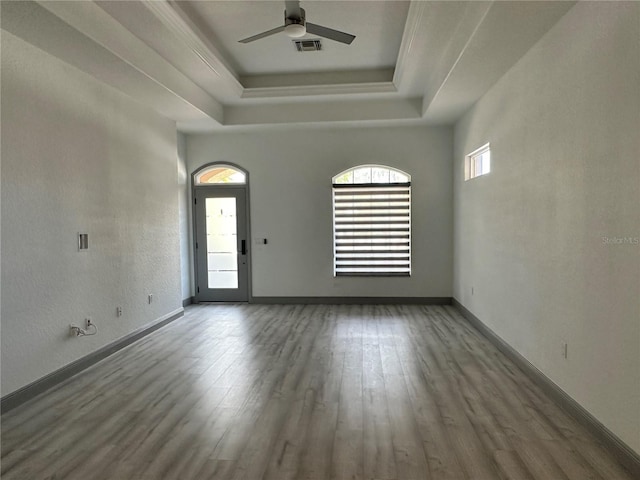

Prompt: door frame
[191,162,252,303]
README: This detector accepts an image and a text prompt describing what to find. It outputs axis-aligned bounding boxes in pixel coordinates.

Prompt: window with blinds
[332,165,411,276]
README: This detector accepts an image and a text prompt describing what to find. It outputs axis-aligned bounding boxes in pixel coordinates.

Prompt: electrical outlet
[562,342,568,359]
[85,318,92,329]
[148,294,153,304]
[116,306,123,317]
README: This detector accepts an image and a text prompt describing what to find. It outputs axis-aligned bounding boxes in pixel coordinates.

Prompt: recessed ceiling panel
[177,0,410,76]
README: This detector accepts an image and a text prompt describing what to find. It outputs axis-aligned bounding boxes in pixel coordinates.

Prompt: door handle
[241,240,247,255]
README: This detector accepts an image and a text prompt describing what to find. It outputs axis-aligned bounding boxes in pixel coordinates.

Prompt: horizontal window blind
[333,184,411,276]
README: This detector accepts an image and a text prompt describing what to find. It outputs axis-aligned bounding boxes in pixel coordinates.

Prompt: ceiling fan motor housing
[284,8,306,37]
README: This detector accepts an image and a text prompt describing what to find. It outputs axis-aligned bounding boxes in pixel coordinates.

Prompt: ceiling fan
[238,0,356,45]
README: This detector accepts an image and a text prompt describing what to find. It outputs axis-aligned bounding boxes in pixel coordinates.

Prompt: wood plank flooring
[1,304,634,479]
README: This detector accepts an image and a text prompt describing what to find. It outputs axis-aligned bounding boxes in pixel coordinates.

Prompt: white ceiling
[1,0,576,132]
[178,1,410,77]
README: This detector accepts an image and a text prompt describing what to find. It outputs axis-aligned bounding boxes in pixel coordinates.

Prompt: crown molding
[26,0,223,123]
[393,0,427,92]
[241,81,397,100]
[141,0,244,97]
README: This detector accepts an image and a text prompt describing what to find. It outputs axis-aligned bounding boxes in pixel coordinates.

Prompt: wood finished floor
[1,304,633,480]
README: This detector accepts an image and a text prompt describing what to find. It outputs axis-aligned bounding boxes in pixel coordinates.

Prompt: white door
[194,187,248,302]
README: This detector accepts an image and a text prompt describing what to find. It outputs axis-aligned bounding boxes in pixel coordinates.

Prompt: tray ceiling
[1,1,576,131]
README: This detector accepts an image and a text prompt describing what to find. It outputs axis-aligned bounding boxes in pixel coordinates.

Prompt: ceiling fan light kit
[239,1,355,45]
[285,23,306,38]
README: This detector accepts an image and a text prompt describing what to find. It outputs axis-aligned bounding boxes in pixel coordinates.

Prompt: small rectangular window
[465,143,491,180]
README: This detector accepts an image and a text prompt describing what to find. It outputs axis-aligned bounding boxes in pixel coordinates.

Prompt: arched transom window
[194,164,246,185]
[332,165,411,276]
[333,165,410,185]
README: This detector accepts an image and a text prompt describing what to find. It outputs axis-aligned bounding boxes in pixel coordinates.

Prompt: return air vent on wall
[294,39,322,52]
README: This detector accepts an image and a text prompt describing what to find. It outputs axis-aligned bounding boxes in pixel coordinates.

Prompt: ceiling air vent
[294,39,322,52]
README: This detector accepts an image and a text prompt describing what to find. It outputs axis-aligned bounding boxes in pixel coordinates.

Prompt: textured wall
[1,32,183,396]
[187,125,453,298]
[453,2,640,452]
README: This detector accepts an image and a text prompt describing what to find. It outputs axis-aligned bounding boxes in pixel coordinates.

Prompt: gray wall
[1,32,183,396]
[187,125,453,298]
[453,2,640,452]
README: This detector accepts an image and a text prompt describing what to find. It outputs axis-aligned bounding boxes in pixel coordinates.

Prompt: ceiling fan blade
[306,22,355,44]
[239,25,286,43]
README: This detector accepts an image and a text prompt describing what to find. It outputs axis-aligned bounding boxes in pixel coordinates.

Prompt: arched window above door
[194,164,246,185]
